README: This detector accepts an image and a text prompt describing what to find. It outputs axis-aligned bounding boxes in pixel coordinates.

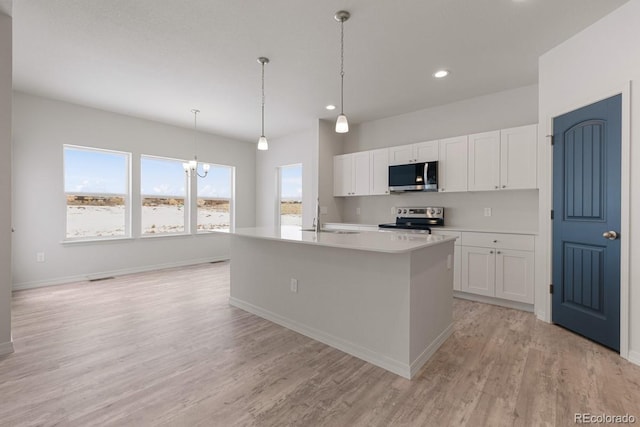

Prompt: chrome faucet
[313,197,321,233]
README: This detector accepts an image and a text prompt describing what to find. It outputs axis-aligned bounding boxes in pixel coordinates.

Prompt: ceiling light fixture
[257,57,269,151]
[326,105,336,111]
[434,70,449,79]
[183,109,210,178]
[334,10,350,134]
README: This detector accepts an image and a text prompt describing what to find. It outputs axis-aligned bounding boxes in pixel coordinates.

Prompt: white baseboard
[12,257,229,291]
[628,350,640,366]
[0,341,14,356]
[230,296,424,379]
[410,323,454,378]
[453,291,534,313]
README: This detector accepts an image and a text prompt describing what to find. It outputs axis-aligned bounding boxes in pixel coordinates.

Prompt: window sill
[61,236,134,246]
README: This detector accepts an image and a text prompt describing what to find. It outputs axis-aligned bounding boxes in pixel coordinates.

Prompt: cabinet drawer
[461,232,534,251]
[431,230,461,246]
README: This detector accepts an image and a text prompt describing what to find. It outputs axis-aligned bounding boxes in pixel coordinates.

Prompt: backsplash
[340,189,539,232]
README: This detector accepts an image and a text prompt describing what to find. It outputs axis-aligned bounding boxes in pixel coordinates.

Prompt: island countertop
[231,227,457,254]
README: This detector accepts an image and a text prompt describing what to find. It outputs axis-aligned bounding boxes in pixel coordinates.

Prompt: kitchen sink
[300,228,360,234]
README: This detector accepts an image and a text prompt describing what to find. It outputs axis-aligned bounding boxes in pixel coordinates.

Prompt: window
[64,145,130,240]
[278,164,302,231]
[141,156,188,235]
[197,164,234,232]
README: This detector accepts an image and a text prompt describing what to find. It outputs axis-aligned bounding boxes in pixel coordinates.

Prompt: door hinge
[551,209,554,220]
[549,284,554,294]
[547,134,554,145]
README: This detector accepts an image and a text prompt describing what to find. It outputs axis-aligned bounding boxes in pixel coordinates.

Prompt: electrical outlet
[356,207,361,216]
[290,278,298,293]
[447,254,452,270]
[320,206,328,214]
[484,208,492,217]
[36,252,45,263]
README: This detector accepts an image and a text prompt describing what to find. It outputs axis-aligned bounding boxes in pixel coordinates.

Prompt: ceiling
[12,0,629,143]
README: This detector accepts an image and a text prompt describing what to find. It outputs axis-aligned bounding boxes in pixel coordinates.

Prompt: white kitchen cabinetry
[333,152,370,197]
[467,125,537,192]
[431,230,461,290]
[388,140,438,165]
[438,136,468,192]
[500,124,537,190]
[370,148,390,195]
[460,232,534,304]
[468,130,501,191]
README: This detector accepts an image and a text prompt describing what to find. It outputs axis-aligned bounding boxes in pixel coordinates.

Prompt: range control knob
[403,209,408,214]
[397,208,402,214]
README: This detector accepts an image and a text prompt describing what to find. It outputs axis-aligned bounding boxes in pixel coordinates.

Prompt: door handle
[602,231,618,240]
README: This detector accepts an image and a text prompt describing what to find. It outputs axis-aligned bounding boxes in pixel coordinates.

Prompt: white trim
[628,351,640,366]
[0,341,14,356]
[409,323,454,378]
[453,292,534,313]
[12,257,228,291]
[230,296,449,379]
[541,82,632,360]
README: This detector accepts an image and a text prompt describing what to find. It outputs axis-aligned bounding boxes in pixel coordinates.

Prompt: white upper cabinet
[388,144,414,165]
[388,140,438,165]
[334,150,388,197]
[438,136,468,192]
[370,148,390,195]
[500,124,537,190]
[468,130,501,191]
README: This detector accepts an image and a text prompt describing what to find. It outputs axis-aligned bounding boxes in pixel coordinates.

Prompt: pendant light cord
[340,18,345,115]
[261,61,265,137]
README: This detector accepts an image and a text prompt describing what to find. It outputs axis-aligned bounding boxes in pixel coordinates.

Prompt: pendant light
[182,109,210,178]
[257,57,269,151]
[334,10,350,133]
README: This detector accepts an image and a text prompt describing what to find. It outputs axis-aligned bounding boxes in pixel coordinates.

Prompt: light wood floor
[2,262,639,426]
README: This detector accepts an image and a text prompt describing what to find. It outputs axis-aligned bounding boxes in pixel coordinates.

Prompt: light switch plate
[484,208,492,217]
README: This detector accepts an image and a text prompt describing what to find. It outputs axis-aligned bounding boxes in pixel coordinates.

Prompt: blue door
[552,94,621,351]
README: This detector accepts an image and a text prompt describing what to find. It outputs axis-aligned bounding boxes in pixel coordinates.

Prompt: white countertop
[323,223,538,236]
[231,227,457,254]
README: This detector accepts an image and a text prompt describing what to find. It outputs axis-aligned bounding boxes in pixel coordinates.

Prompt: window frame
[277,163,303,231]
[140,154,190,237]
[63,145,132,242]
[195,162,235,234]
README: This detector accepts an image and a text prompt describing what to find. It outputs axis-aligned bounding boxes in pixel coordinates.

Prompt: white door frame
[538,81,631,359]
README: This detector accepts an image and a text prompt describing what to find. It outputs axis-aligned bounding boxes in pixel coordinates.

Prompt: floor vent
[88,276,115,282]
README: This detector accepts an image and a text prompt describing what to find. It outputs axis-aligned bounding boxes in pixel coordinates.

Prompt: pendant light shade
[334,10,350,134]
[257,57,269,151]
[335,114,349,133]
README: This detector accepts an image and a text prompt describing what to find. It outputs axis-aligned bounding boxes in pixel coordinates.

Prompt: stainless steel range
[378,207,444,232]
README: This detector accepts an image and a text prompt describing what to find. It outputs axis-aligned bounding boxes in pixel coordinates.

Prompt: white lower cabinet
[460,232,534,304]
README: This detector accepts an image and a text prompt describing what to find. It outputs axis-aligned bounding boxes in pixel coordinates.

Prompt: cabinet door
[414,140,439,162]
[439,136,468,192]
[461,246,495,297]
[388,144,415,165]
[500,124,537,190]
[370,148,390,195]
[468,130,500,191]
[333,154,352,197]
[495,249,534,304]
[352,152,370,196]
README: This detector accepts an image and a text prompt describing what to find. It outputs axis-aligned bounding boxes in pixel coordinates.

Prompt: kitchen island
[228,227,456,379]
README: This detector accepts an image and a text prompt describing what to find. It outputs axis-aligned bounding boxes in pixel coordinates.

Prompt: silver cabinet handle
[493,240,498,243]
[502,185,506,188]
[497,251,501,254]
[489,250,494,254]
[494,185,498,189]
[602,231,618,240]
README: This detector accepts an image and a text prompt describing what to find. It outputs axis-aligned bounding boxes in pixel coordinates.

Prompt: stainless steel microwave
[388,161,438,192]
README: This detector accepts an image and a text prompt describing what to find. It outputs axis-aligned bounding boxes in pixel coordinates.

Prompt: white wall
[538,0,640,363]
[318,119,345,224]
[255,125,318,229]
[0,11,13,354]
[12,92,256,289]
[340,85,539,230]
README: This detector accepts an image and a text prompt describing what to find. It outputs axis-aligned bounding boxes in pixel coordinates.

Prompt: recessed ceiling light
[326,105,336,110]
[433,70,449,79]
